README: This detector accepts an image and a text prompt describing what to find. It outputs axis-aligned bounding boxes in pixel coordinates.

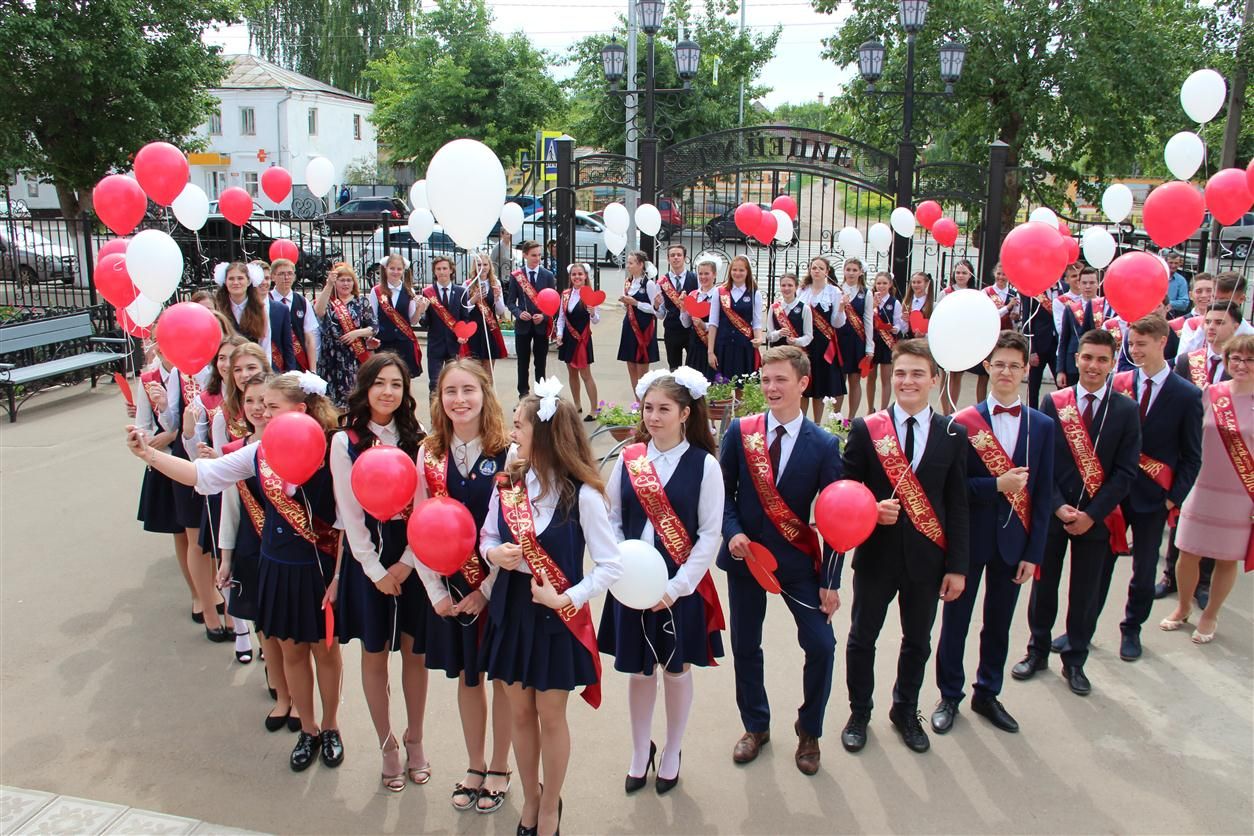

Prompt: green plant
[733,375,766,417]
[595,401,640,427]
[707,376,736,403]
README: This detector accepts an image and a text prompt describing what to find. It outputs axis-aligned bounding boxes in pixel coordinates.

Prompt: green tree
[771,100,837,131]
[0,0,236,218]
[365,0,565,171]
[243,0,418,99]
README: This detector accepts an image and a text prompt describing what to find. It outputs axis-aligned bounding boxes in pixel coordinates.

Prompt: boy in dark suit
[932,332,1054,735]
[1015,328,1140,696]
[506,239,555,400]
[658,243,699,370]
[840,339,970,755]
[718,345,843,776]
[420,256,467,392]
[1054,266,1103,389]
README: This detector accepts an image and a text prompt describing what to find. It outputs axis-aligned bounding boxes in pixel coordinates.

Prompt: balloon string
[378,520,400,650]
[640,604,678,672]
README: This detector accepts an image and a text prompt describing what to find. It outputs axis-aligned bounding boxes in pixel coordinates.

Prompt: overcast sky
[202,0,858,110]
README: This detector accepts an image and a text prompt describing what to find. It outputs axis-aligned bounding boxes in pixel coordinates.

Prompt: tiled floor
[0,787,263,836]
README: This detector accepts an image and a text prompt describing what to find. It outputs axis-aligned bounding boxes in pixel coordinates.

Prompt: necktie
[904,416,917,466]
[993,404,1021,417]
[1081,393,1096,434]
[1140,378,1153,420]
[769,425,786,478]
[1209,356,1220,383]
[441,286,448,308]
[282,296,289,306]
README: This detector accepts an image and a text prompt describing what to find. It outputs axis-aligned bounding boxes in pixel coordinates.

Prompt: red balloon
[536,287,561,317]
[1057,221,1071,238]
[770,195,798,221]
[579,287,607,307]
[261,166,293,204]
[932,217,958,247]
[1205,168,1254,226]
[1000,221,1069,298]
[269,239,300,263]
[815,480,878,552]
[1104,251,1168,323]
[1247,158,1254,197]
[1142,181,1204,248]
[95,253,140,308]
[734,203,762,236]
[133,142,189,207]
[406,497,478,576]
[116,308,151,339]
[1064,235,1080,264]
[95,237,129,266]
[155,301,222,376]
[915,200,943,231]
[755,211,778,244]
[350,446,417,521]
[219,187,254,226]
[93,174,147,236]
[262,412,328,485]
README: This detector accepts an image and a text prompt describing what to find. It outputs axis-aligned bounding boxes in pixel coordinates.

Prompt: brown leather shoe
[794,721,820,775]
[732,730,770,764]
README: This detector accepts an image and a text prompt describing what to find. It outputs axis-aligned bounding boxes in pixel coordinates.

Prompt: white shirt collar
[1142,364,1171,387]
[893,403,932,424]
[230,299,246,318]
[1076,382,1107,407]
[766,410,804,438]
[368,420,398,443]
[647,438,689,462]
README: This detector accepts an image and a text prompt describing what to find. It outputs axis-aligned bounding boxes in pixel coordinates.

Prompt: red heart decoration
[453,321,478,340]
[745,542,781,594]
[684,296,711,319]
[579,286,606,307]
[909,310,929,335]
[858,355,874,378]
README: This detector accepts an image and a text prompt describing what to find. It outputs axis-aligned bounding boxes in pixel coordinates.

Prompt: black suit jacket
[267,299,298,372]
[1120,371,1203,514]
[659,270,698,332]
[506,266,555,336]
[1055,299,1098,379]
[841,410,970,584]
[421,282,466,359]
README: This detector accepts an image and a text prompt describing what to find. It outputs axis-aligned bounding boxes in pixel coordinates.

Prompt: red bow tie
[993,404,1021,417]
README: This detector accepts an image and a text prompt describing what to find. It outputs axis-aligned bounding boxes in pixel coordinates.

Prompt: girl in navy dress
[906,271,935,338]
[836,257,874,417]
[331,353,432,792]
[462,254,510,372]
[482,381,623,836]
[866,271,905,412]
[555,262,601,419]
[798,256,848,421]
[767,273,813,350]
[369,254,428,379]
[617,251,662,396]
[126,371,347,773]
[680,258,720,381]
[706,255,764,385]
[408,359,514,812]
[599,368,725,795]
[215,261,290,371]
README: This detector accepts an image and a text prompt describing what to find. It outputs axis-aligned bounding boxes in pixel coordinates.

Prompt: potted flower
[820,405,853,446]
[706,374,736,420]
[595,401,640,441]
[733,373,766,418]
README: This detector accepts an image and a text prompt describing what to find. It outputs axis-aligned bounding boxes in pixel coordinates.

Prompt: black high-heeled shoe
[624,741,656,794]
[287,712,302,733]
[205,625,231,643]
[235,631,253,664]
[265,708,290,733]
[655,751,681,795]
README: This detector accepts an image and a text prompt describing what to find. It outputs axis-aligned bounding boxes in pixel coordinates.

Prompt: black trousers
[426,348,454,393]
[1027,519,1108,667]
[935,551,1023,702]
[1027,349,1057,410]
[1095,509,1166,635]
[663,324,690,371]
[846,567,940,714]
[514,328,548,398]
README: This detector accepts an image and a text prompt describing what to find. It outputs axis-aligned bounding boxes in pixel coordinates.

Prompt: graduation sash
[495,475,601,708]
[375,285,424,370]
[657,275,688,321]
[622,444,725,664]
[1186,348,1209,389]
[140,368,165,423]
[1206,383,1254,571]
[864,411,947,550]
[469,282,509,358]
[1049,388,1129,553]
[689,290,711,346]
[329,297,371,365]
[180,371,200,409]
[738,413,822,571]
[719,288,761,370]
[257,445,338,557]
[511,269,555,340]
[421,445,486,590]
[873,299,898,351]
[226,409,250,441]
[424,285,470,358]
[808,295,840,364]
[953,406,1031,533]
[237,477,265,537]
[1112,371,1174,492]
[623,279,656,363]
[842,290,867,343]
[287,296,310,371]
[771,301,800,341]
[560,289,592,369]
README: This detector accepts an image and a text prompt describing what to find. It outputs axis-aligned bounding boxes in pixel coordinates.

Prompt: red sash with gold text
[1207,383,1254,571]
[1187,349,1208,389]
[873,300,898,351]
[625,280,656,364]
[511,270,555,340]
[257,445,338,556]
[1049,388,1129,553]
[375,285,424,370]
[738,413,822,569]
[842,293,867,343]
[657,275,687,317]
[238,477,265,537]
[560,289,592,369]
[422,445,487,589]
[771,302,799,341]
[808,296,840,364]
[864,411,947,550]
[330,297,371,365]
[719,288,761,370]
[469,283,509,358]
[1112,372,1175,491]
[953,406,1031,533]
[423,285,470,358]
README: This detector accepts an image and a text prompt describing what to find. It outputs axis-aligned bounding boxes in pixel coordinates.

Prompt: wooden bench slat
[1,351,125,385]
[0,313,96,354]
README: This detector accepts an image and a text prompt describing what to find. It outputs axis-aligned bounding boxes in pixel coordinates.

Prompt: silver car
[0,226,77,285]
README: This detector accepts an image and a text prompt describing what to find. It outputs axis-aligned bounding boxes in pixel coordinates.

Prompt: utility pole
[734,0,747,205]
[1209,0,1252,262]
[625,0,639,250]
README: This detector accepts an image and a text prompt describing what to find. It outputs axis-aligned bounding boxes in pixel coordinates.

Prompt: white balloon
[603,229,628,256]
[409,180,428,210]
[635,203,662,237]
[603,202,630,235]
[1028,207,1059,229]
[772,209,794,243]
[125,293,163,328]
[1163,131,1205,181]
[1101,184,1134,223]
[1180,68,1227,124]
[1080,226,1117,269]
[928,288,1001,372]
[499,202,525,237]
[609,540,670,610]
[890,207,915,238]
[407,209,434,243]
[171,183,209,231]
[305,157,335,197]
[837,226,864,255]
[126,229,183,302]
[427,139,507,249]
[867,222,894,254]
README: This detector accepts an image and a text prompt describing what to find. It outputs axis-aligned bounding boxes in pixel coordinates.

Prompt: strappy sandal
[1192,618,1217,644]
[380,734,405,793]
[404,735,432,785]
[452,768,486,811]
[476,769,512,814]
[1160,613,1191,631]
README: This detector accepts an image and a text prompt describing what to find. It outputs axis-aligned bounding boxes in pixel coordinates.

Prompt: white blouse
[330,422,401,583]
[876,295,908,334]
[707,286,764,330]
[768,298,814,347]
[133,363,180,435]
[195,441,264,496]
[554,292,601,337]
[606,440,724,603]
[367,281,422,324]
[798,284,848,329]
[230,298,275,360]
[625,276,661,317]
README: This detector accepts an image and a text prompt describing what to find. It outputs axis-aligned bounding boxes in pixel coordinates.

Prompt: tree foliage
[365,0,564,171]
[0,0,236,216]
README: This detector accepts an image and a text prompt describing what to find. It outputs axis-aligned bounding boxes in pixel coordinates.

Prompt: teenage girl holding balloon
[555,262,602,418]
[618,251,662,397]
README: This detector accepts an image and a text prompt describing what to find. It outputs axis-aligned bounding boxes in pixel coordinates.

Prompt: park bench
[0,312,129,422]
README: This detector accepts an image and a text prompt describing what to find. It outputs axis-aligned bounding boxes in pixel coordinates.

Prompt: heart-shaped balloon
[453,321,478,341]
[684,296,711,319]
[745,542,781,594]
[579,287,607,307]
[909,310,929,335]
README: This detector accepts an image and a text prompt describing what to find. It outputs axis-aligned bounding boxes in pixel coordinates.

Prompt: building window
[209,171,228,199]
[240,106,255,136]
[307,107,318,136]
[26,178,40,198]
[209,110,222,136]
[353,114,362,140]
[243,171,259,198]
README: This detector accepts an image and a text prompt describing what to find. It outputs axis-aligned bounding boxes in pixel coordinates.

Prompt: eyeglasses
[1227,356,1251,366]
[988,362,1026,373]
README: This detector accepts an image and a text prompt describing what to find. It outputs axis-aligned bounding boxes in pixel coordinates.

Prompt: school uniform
[836,284,874,375]
[617,276,661,364]
[187,388,226,558]
[906,294,930,338]
[710,286,763,379]
[657,270,698,370]
[767,298,812,349]
[507,265,556,398]
[369,282,423,378]
[217,438,264,621]
[871,296,904,365]
[135,364,182,534]
[799,285,847,398]
[421,281,466,390]
[681,286,718,380]
[168,368,211,531]
[460,280,509,363]
[556,289,599,368]
[271,289,318,371]
[1054,297,1101,381]
[227,299,298,372]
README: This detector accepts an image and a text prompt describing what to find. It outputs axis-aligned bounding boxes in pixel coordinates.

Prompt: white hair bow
[213,262,265,287]
[634,366,710,401]
[286,370,328,396]
[533,376,563,422]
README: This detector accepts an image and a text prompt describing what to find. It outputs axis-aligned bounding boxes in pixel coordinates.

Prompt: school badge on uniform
[478,458,498,477]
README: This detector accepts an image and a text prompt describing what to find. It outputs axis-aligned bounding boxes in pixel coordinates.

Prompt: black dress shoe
[1154,577,1177,599]
[320,729,345,767]
[290,730,321,771]
[205,626,231,643]
[841,711,870,753]
[889,706,930,753]
[970,695,1019,733]
[1050,633,1071,654]
[624,741,655,794]
[1011,652,1048,681]
[287,713,302,733]
[1119,632,1142,662]
[1062,665,1091,696]
[930,698,959,734]
[265,708,291,733]
[655,751,681,795]
[1194,585,1210,610]
[516,824,537,836]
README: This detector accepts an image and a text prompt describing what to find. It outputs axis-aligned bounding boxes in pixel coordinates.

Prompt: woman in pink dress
[1162,333,1254,644]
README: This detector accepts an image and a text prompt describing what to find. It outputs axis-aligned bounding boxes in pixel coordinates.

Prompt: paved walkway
[1,786,262,834]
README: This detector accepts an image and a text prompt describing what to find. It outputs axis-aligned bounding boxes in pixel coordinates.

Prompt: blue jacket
[267,299,298,372]
[1117,370,1203,514]
[1167,272,1190,316]
[421,282,466,359]
[1055,299,1098,379]
[506,265,555,337]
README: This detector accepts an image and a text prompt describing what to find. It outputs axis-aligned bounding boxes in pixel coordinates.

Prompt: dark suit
[1024,293,1059,409]
[267,300,298,372]
[717,415,843,738]
[937,404,1054,702]
[841,409,970,715]
[421,282,466,391]
[506,265,555,398]
[658,270,698,370]
[1028,384,1140,667]
[1055,298,1098,382]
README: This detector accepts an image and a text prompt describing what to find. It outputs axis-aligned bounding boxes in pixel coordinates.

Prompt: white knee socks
[660,669,693,780]
[627,672,658,776]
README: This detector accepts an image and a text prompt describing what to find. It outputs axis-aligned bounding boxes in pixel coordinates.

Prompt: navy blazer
[1040,384,1141,541]
[1022,295,1057,355]
[1055,299,1098,379]
[1118,370,1203,514]
[506,265,556,336]
[421,283,466,359]
[1174,350,1231,384]
[267,299,298,372]
[964,403,1055,567]
[717,415,843,589]
[841,411,971,583]
[659,270,698,330]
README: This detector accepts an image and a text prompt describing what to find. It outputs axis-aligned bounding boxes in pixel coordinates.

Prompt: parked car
[656,196,684,241]
[321,197,409,232]
[1129,212,1254,261]
[519,210,620,265]
[704,203,799,246]
[169,213,341,285]
[507,194,544,217]
[0,225,77,285]
[358,224,465,284]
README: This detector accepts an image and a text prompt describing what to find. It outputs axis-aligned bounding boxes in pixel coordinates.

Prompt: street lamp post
[856,0,965,290]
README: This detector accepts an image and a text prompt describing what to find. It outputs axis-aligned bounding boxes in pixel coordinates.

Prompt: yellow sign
[188,153,231,166]
[538,130,562,181]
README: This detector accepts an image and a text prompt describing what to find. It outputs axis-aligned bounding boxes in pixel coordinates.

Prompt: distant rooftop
[214,54,367,103]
